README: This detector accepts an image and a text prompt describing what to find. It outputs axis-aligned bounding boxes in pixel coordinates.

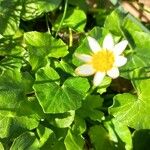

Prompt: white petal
[103,34,114,50]
[75,64,95,76]
[114,56,127,67]
[107,67,119,79]
[75,53,92,63]
[113,40,128,55]
[87,36,101,53]
[93,72,105,86]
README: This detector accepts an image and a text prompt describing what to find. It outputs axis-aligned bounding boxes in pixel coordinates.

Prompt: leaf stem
[55,0,68,37]
[45,14,51,34]
[69,28,73,47]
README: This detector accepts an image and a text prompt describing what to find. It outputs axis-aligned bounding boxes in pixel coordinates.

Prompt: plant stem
[45,14,51,34]
[55,0,68,37]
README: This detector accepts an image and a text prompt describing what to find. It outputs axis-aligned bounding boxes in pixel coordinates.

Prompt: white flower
[75,34,128,86]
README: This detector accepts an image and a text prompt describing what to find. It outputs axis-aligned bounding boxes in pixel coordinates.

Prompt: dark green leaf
[77,95,104,122]
[132,129,150,150]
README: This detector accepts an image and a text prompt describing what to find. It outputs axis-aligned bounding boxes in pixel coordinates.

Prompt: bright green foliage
[0,0,150,149]
[89,120,132,150]
[10,132,39,150]
[109,69,150,129]
[24,31,68,71]
[53,9,87,32]
[64,129,84,150]
[33,77,90,113]
[89,125,114,150]
[0,143,4,150]
[21,0,62,20]
[104,119,132,150]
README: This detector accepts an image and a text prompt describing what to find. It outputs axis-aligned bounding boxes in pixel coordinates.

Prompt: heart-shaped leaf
[33,77,90,113]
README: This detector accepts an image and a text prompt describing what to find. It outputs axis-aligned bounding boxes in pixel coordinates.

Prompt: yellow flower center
[91,50,115,72]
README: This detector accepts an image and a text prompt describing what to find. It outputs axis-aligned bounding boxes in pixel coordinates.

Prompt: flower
[75,34,128,86]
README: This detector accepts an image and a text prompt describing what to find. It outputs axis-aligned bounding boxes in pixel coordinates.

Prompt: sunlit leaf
[24,31,68,71]
[36,125,56,149]
[104,119,132,150]
[53,9,87,32]
[109,71,150,129]
[64,129,84,150]
[10,132,39,150]
[89,125,115,150]
[33,77,90,113]
[0,0,22,35]
[21,0,62,20]
[47,111,75,128]
[0,143,4,150]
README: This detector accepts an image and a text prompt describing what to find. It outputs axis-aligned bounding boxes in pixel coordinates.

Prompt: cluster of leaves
[0,0,150,149]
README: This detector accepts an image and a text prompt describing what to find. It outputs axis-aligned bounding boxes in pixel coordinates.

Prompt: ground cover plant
[0,0,150,149]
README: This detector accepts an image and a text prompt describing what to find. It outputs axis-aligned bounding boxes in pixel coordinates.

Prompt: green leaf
[0,115,39,139]
[33,77,90,113]
[132,129,150,150]
[51,140,66,150]
[24,31,68,71]
[53,111,75,128]
[72,116,86,135]
[89,125,115,150]
[0,70,26,116]
[0,70,40,117]
[68,0,89,11]
[21,0,62,20]
[0,57,22,74]
[10,132,39,150]
[0,142,4,150]
[104,119,132,150]
[97,76,112,94]
[123,14,150,34]
[36,125,56,149]
[47,111,75,128]
[21,72,34,93]
[130,32,150,69]
[37,125,66,150]
[104,9,123,35]
[109,74,150,129]
[53,9,86,32]
[35,65,60,82]
[77,95,104,122]
[64,129,84,150]
[0,70,39,138]
[54,60,75,76]
[0,34,25,56]
[120,32,150,78]
[0,0,22,35]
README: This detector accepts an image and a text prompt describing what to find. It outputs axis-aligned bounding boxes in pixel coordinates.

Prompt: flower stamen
[90,49,115,72]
